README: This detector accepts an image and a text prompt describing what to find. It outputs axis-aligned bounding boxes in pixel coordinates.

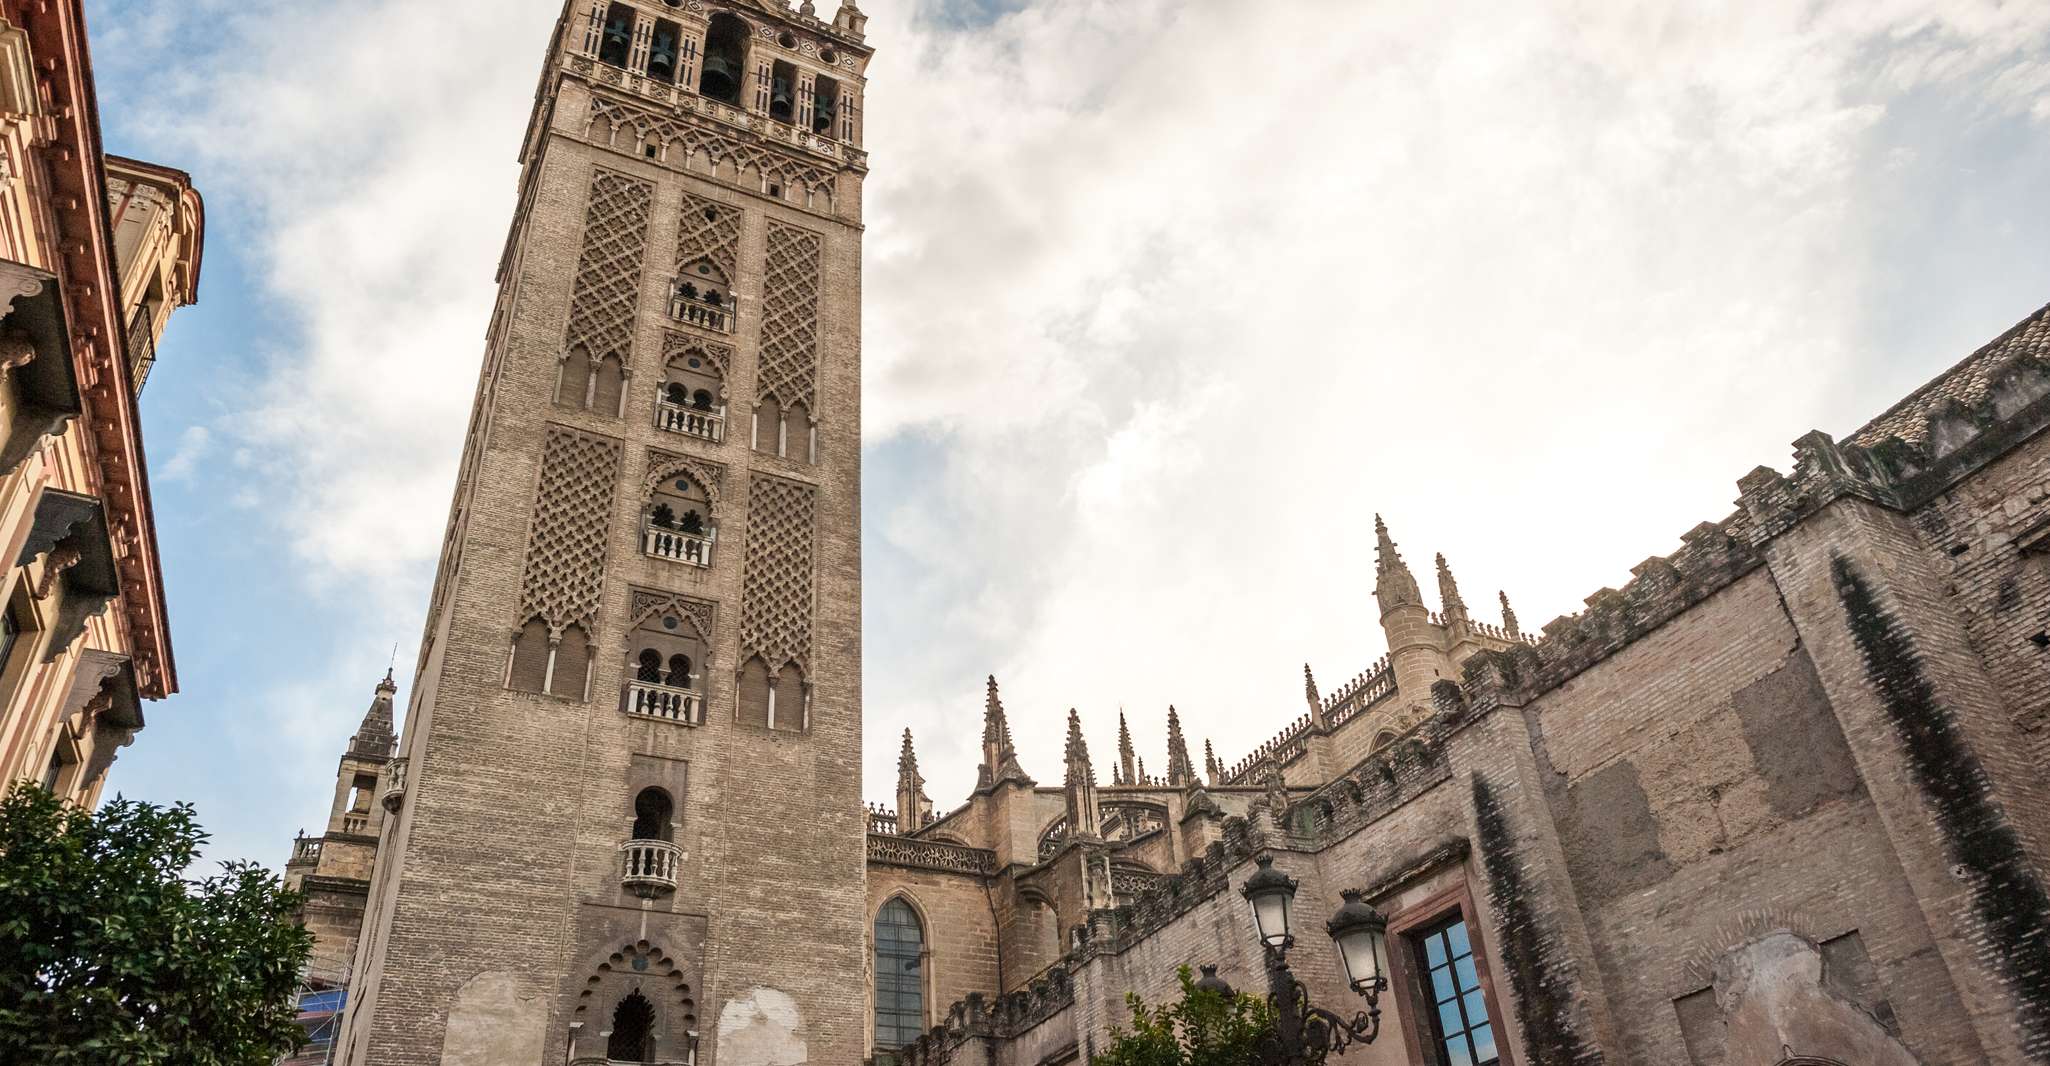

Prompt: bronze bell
[770,78,795,112]
[700,54,741,97]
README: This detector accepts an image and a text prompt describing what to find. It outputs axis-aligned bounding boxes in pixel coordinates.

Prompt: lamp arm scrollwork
[1251,941,1386,1066]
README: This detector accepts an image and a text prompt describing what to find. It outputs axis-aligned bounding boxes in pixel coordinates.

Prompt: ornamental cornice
[573,64,867,174]
[866,832,998,876]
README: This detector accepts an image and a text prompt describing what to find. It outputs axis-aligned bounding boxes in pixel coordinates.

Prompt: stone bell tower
[336,2,873,1063]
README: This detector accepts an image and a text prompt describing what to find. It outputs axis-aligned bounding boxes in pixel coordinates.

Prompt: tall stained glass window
[874,898,925,1049]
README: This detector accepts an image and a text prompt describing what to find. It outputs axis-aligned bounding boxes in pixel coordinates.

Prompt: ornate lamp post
[1231,855,1390,1065]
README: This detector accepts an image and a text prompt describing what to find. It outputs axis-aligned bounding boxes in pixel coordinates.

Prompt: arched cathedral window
[873,898,926,1050]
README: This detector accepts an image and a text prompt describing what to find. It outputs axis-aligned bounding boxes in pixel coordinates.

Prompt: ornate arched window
[643,474,716,567]
[873,898,926,1050]
[607,989,655,1062]
[636,649,664,683]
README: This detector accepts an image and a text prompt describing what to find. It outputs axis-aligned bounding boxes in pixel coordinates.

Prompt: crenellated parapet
[896,963,1076,1066]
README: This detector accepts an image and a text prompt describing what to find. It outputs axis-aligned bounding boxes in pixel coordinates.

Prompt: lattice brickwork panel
[519,426,625,634]
[756,223,822,410]
[563,170,654,364]
[741,476,816,672]
[676,193,741,278]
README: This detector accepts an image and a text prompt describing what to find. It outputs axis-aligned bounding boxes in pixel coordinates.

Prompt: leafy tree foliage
[0,782,313,1065]
[1092,965,1275,1066]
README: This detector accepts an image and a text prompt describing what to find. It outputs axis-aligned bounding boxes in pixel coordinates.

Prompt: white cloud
[158,425,210,481]
[95,1,2050,822]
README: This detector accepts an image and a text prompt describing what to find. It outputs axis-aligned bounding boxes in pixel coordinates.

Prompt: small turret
[1374,514,1423,614]
[349,669,398,758]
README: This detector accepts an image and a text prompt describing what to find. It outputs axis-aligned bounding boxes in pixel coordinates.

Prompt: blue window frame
[1415,917,1499,1066]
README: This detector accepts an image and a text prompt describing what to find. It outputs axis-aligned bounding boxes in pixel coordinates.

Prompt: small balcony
[668,284,734,333]
[289,834,323,866]
[643,524,714,567]
[625,681,703,726]
[620,838,682,897]
[656,397,726,443]
[340,813,370,835]
[381,756,409,813]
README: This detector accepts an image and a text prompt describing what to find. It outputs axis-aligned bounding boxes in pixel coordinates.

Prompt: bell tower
[336,2,873,1063]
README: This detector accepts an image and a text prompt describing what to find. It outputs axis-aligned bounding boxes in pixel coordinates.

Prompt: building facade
[333,1,873,1063]
[866,303,2050,1066]
[0,1,202,806]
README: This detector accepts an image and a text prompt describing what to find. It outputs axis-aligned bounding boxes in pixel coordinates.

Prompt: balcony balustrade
[620,838,682,897]
[381,756,409,812]
[656,397,725,442]
[340,813,369,835]
[668,289,734,333]
[290,836,323,865]
[643,524,714,567]
[625,680,703,725]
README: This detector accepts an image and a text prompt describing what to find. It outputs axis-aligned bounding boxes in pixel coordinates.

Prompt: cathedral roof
[1847,301,2050,448]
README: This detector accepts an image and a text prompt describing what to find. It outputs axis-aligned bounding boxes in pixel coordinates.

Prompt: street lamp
[1231,856,1388,1064]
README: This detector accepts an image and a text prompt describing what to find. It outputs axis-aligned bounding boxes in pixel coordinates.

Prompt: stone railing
[668,288,734,333]
[625,681,703,725]
[620,839,682,896]
[339,813,369,835]
[899,963,1077,1066]
[866,833,997,876]
[643,524,714,567]
[866,804,899,835]
[381,756,409,813]
[290,835,322,865]
[656,397,725,442]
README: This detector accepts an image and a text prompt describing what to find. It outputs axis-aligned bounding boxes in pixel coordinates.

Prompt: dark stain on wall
[1471,773,1603,1066]
[1831,555,2050,1061]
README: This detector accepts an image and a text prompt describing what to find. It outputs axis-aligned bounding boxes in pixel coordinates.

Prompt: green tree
[0,781,313,1065]
[1092,966,1275,1066]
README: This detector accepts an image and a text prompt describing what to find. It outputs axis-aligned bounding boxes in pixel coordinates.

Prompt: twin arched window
[873,898,926,1049]
[635,649,694,688]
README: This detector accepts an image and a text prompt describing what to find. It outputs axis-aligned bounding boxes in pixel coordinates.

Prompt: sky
[78,0,2050,870]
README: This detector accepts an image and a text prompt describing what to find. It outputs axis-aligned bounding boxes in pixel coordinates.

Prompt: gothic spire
[348,669,398,758]
[898,727,920,776]
[978,675,1031,789]
[896,728,932,832]
[1064,709,1094,787]
[1436,553,1469,624]
[1374,514,1422,613]
[1204,738,1220,784]
[1165,706,1195,787]
[1064,708,1102,841]
[1303,663,1320,709]
[1116,711,1136,787]
[1500,590,1521,639]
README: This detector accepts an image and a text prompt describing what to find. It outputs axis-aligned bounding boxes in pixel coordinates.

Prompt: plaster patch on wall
[717,986,808,1065]
[440,970,544,1066]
